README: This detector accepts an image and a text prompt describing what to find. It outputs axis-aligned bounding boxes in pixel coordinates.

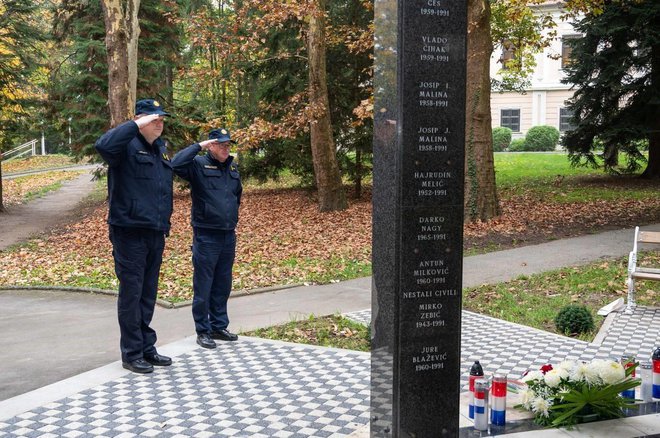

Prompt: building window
[559,107,575,132]
[501,109,520,132]
[561,35,580,68]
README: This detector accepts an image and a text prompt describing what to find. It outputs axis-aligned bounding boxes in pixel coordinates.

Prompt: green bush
[554,305,595,336]
[525,125,560,151]
[509,138,526,152]
[492,127,512,152]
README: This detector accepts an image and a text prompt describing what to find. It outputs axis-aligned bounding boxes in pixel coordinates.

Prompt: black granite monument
[371,0,467,436]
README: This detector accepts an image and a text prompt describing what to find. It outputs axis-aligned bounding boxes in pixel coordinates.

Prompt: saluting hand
[134,114,162,128]
[199,139,219,150]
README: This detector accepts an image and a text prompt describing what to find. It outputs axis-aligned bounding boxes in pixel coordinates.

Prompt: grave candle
[640,361,653,403]
[490,373,507,426]
[620,354,636,400]
[474,379,489,431]
[653,346,660,399]
[468,361,484,419]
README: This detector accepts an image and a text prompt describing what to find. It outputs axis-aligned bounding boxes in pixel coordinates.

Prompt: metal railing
[3,139,39,161]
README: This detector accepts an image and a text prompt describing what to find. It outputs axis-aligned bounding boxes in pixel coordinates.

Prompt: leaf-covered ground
[0,175,658,302]
[1,171,83,207]
[465,176,660,252]
[0,186,373,301]
[2,155,80,174]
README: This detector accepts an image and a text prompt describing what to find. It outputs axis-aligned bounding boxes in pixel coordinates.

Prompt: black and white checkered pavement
[347,305,660,386]
[1,307,657,437]
[0,339,370,437]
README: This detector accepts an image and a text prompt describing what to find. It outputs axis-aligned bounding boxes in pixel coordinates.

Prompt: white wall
[489,2,580,135]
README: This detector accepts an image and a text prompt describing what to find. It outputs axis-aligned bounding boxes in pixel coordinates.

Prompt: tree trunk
[641,132,660,179]
[355,147,362,198]
[464,0,500,222]
[100,0,141,127]
[307,0,347,212]
[603,144,619,168]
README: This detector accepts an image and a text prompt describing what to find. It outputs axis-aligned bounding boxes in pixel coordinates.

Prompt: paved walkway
[0,279,371,400]
[0,170,98,250]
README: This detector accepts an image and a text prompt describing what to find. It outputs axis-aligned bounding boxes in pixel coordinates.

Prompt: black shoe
[210,329,238,342]
[197,333,217,349]
[122,359,154,374]
[144,353,172,366]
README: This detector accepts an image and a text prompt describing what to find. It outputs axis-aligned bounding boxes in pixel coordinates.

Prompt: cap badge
[221,129,227,135]
[153,100,160,107]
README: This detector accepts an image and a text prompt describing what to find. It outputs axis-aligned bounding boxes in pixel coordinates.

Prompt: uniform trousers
[109,225,165,362]
[192,228,236,334]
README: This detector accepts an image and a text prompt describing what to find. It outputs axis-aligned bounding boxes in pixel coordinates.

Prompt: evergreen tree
[0,0,44,150]
[49,0,108,159]
[48,0,187,159]
[562,0,660,178]
[326,0,373,198]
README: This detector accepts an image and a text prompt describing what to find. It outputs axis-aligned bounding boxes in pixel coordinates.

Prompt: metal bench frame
[626,226,660,313]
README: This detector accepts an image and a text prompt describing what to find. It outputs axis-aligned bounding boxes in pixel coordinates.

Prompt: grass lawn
[464,251,659,340]
[245,251,659,349]
[242,314,370,352]
[495,152,658,202]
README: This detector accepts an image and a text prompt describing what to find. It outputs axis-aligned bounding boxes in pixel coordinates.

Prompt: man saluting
[172,128,242,350]
[95,99,174,373]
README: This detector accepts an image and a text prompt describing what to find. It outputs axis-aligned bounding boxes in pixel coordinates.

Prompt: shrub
[554,305,595,335]
[525,125,561,151]
[509,138,526,152]
[492,127,512,152]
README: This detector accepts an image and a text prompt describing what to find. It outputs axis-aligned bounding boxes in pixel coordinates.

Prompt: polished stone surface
[372,0,468,434]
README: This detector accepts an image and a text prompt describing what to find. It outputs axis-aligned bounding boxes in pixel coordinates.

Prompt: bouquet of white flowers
[518,359,639,427]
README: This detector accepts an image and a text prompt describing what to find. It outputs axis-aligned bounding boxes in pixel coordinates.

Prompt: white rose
[520,389,536,409]
[523,370,543,383]
[599,361,626,385]
[544,368,568,388]
[531,397,552,418]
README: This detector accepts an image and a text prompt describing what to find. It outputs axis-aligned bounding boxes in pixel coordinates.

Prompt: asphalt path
[0,171,98,250]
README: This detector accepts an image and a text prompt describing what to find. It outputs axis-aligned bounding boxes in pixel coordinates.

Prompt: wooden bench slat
[639,231,660,244]
[636,267,660,274]
[631,272,660,281]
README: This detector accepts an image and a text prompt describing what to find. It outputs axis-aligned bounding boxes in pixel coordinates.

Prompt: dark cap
[135,98,170,117]
[209,128,236,143]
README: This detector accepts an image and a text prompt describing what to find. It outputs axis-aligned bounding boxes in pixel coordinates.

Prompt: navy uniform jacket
[171,144,242,231]
[95,121,174,233]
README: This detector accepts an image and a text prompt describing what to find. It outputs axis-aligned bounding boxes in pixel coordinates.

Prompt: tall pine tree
[562,0,660,178]
[48,0,186,159]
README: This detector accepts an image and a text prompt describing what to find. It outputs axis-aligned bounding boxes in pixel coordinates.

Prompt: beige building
[490,2,578,138]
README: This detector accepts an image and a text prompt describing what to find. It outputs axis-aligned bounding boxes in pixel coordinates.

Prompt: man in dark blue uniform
[95,99,175,373]
[171,128,242,349]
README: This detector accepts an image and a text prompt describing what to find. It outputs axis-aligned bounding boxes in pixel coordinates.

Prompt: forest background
[0,0,658,217]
